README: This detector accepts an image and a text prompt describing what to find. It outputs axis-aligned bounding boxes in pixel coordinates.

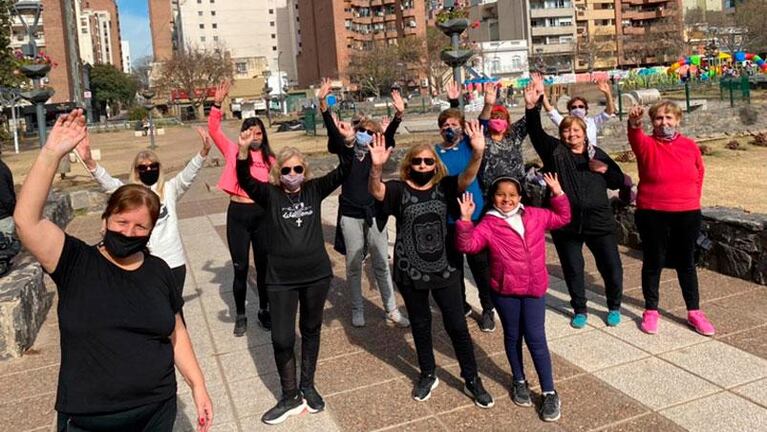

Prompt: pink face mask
[488,119,508,134]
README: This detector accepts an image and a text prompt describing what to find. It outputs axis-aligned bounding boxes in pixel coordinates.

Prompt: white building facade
[477,40,530,79]
[121,40,131,73]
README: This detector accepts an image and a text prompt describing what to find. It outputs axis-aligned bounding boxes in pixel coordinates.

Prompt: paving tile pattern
[3,163,767,431]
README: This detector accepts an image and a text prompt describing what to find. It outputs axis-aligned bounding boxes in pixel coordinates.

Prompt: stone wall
[614,205,767,286]
[0,191,73,360]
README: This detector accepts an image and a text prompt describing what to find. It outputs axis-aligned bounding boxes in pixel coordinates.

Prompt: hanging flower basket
[20,63,51,79]
[440,49,474,67]
[20,87,55,104]
[437,18,470,36]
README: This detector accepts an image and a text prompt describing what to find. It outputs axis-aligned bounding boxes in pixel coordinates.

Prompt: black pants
[551,230,623,315]
[268,277,331,397]
[171,265,187,323]
[57,397,176,432]
[398,281,478,381]
[635,209,701,311]
[446,224,494,313]
[226,201,268,315]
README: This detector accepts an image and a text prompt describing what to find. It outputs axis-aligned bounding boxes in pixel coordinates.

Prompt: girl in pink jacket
[456,173,570,422]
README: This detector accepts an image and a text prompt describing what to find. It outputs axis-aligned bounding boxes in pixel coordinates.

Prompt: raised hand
[457,192,475,221]
[596,79,612,96]
[446,81,461,100]
[195,126,212,157]
[338,119,354,140]
[542,172,563,195]
[530,71,545,94]
[318,77,332,100]
[465,119,486,154]
[214,81,231,104]
[380,115,391,132]
[45,108,87,158]
[391,88,405,115]
[484,82,498,106]
[368,133,392,167]
[523,83,540,109]
[588,159,608,174]
[237,128,254,151]
[628,105,644,122]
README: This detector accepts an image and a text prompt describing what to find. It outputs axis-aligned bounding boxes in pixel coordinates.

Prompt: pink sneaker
[641,310,659,334]
[687,310,716,336]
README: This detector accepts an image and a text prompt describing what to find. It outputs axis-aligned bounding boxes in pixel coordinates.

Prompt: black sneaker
[511,380,532,407]
[464,376,494,409]
[300,385,325,413]
[261,393,306,425]
[233,314,247,337]
[258,308,272,331]
[412,374,439,401]
[479,309,496,332]
[540,391,561,422]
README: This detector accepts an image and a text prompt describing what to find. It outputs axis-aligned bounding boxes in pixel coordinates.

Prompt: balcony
[621,7,676,20]
[593,25,616,35]
[530,8,575,19]
[624,0,670,4]
[533,42,575,54]
[532,25,576,37]
[581,9,616,20]
[404,27,418,36]
[353,16,372,24]
[621,25,645,35]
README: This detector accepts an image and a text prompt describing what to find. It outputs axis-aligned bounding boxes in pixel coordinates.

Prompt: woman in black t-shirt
[368,122,495,408]
[235,128,351,425]
[13,110,213,432]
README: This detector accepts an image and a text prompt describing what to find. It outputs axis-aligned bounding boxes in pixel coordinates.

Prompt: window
[201,36,206,42]
[197,0,201,3]
[270,21,275,26]
[210,0,215,3]
[198,11,203,16]
[213,35,219,41]
[269,9,274,13]
[271,33,276,39]
[211,11,216,16]
[272,46,277,51]
[199,23,204,29]
[235,62,247,74]
[212,23,217,29]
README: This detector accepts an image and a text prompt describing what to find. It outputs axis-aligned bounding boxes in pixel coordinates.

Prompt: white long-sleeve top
[547,109,614,148]
[90,153,206,268]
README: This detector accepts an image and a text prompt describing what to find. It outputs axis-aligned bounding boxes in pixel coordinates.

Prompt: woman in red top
[209,81,276,336]
[627,101,715,336]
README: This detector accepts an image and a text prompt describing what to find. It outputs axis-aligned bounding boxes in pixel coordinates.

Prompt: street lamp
[141,89,157,150]
[262,70,272,127]
[13,0,50,148]
[0,87,21,154]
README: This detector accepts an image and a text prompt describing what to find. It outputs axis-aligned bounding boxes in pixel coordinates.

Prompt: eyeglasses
[280,165,305,175]
[136,162,160,173]
[570,104,586,109]
[411,157,436,166]
[356,128,375,136]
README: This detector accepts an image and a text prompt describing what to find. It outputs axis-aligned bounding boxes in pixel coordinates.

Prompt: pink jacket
[456,194,571,298]
[208,107,275,198]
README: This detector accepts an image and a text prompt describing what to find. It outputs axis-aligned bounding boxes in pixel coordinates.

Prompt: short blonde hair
[399,143,447,187]
[649,100,683,121]
[129,150,165,200]
[269,147,312,186]
[558,116,588,143]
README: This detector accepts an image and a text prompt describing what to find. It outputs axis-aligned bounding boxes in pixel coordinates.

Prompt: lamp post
[141,90,157,150]
[0,88,21,154]
[262,70,272,127]
[13,0,51,148]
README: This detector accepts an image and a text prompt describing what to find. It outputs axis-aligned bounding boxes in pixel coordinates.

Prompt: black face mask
[410,170,436,186]
[102,229,150,258]
[138,170,160,186]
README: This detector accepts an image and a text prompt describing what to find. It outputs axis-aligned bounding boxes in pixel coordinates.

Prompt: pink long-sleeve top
[455,194,571,298]
[208,106,275,199]
[628,125,704,212]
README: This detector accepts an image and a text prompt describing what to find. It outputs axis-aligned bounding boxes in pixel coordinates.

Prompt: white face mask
[569,108,587,118]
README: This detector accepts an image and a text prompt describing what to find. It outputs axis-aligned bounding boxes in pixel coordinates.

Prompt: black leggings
[398,281,478,381]
[446,224,494,313]
[57,397,176,432]
[226,201,268,315]
[268,277,331,397]
[551,230,623,315]
[635,209,701,311]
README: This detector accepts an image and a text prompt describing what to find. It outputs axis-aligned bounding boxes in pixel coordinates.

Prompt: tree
[733,0,767,53]
[0,0,20,87]
[90,64,138,117]
[155,48,233,119]
[621,16,684,67]
[131,55,153,89]
[424,27,450,95]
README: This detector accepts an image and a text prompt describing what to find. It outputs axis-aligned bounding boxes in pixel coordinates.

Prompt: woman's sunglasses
[411,157,436,166]
[356,128,375,136]
[280,165,305,175]
[570,104,586,109]
[136,162,160,173]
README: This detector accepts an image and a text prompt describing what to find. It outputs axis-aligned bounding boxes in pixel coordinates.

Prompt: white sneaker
[352,309,365,327]
[387,309,410,327]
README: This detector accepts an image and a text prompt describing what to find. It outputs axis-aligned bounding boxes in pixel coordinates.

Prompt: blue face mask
[442,127,462,145]
[355,131,373,146]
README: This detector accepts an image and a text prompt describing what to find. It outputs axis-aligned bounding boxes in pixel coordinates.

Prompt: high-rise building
[122,40,132,73]
[616,0,684,67]
[296,0,429,88]
[148,0,175,62]
[175,0,299,84]
[573,0,618,71]
[77,0,123,69]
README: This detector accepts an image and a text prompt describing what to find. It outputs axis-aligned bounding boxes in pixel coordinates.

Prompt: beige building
[148,0,175,62]
[574,0,618,71]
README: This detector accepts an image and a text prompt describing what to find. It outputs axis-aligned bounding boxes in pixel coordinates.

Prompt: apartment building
[616,0,684,67]
[78,0,123,69]
[296,0,428,88]
[148,0,175,62]
[573,0,618,71]
[122,40,132,73]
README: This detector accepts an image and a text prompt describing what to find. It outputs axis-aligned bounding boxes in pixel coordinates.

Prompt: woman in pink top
[628,101,714,337]
[209,81,276,336]
[455,174,570,422]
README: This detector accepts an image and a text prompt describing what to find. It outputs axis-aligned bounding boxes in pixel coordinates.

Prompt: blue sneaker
[606,310,621,327]
[570,313,588,329]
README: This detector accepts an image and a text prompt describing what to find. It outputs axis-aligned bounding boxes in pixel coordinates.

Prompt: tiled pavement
[3,164,767,431]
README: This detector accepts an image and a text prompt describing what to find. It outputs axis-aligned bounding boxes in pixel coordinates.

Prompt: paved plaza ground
[2,121,767,431]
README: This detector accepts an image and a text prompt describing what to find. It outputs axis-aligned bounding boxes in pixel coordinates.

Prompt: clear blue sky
[116,0,152,63]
